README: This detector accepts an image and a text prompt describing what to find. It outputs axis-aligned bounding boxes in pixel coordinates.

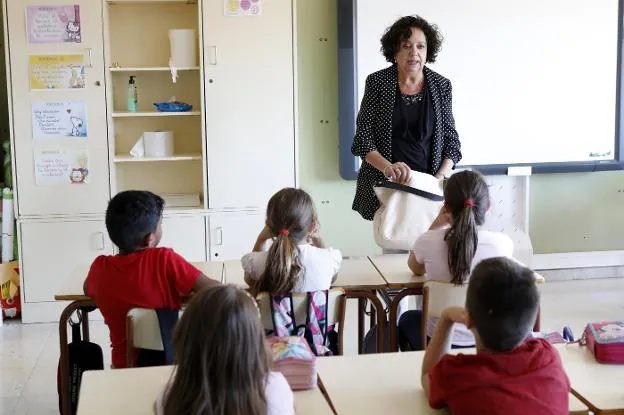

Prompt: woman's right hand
[383,162,411,184]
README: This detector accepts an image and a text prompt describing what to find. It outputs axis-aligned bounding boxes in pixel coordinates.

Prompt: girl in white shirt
[399,170,513,350]
[242,188,342,294]
[155,285,294,415]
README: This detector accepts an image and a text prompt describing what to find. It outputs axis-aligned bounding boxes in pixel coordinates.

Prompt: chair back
[422,280,469,347]
[256,288,347,355]
[125,308,181,367]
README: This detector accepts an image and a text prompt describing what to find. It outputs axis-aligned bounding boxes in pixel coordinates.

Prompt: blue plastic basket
[153,101,193,112]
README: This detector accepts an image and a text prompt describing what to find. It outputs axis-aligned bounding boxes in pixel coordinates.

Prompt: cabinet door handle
[208,46,217,65]
[85,48,93,68]
[215,226,223,246]
[93,232,105,251]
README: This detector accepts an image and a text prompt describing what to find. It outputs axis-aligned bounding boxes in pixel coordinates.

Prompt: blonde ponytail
[255,232,303,294]
[253,188,316,295]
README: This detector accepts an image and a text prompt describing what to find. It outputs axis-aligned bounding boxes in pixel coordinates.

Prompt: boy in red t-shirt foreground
[84,190,220,368]
[422,257,570,415]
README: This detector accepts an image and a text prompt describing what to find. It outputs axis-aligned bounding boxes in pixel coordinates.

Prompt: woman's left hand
[385,162,411,184]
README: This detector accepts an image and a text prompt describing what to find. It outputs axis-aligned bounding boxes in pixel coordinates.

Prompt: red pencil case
[583,322,624,364]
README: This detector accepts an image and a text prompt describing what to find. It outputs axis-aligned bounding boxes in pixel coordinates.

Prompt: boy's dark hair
[105,190,164,253]
[466,257,539,352]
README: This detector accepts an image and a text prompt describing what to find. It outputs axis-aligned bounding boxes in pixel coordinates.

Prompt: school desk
[333,257,389,353]
[55,261,225,415]
[369,254,545,351]
[557,343,624,414]
[77,365,333,415]
[316,351,589,415]
[222,256,389,290]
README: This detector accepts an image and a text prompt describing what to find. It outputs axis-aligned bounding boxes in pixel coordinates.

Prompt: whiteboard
[354,0,620,167]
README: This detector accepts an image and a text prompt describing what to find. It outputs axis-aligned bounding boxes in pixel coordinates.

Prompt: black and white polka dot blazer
[351,65,462,221]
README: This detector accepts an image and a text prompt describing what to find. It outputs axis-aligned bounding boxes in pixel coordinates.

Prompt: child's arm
[407,251,426,276]
[192,273,220,293]
[244,272,258,288]
[253,225,273,252]
[310,235,326,249]
[82,278,90,296]
[421,306,467,396]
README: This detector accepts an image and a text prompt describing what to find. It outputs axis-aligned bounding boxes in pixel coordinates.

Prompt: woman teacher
[351,15,462,222]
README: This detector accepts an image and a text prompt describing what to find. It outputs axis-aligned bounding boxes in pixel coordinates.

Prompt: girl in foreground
[156,285,294,415]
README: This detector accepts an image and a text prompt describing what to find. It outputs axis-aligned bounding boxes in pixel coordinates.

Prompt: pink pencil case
[583,322,624,364]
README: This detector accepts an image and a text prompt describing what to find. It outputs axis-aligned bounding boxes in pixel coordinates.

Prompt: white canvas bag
[373,171,444,251]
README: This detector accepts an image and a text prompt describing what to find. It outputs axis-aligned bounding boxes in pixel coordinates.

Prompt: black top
[351,66,462,221]
[391,86,435,173]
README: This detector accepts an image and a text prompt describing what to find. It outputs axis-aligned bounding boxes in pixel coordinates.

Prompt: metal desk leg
[388,288,422,352]
[81,309,90,342]
[346,289,386,353]
[358,297,365,353]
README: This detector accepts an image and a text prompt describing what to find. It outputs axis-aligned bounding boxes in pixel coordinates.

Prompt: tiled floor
[1,278,624,415]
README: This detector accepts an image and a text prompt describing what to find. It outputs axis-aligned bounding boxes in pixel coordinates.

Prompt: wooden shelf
[114,154,202,163]
[109,66,200,72]
[112,110,200,118]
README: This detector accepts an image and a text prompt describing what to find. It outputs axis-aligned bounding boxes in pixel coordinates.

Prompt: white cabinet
[19,219,113,303]
[5,0,110,216]
[3,0,297,320]
[160,215,207,262]
[208,212,264,261]
[203,0,296,210]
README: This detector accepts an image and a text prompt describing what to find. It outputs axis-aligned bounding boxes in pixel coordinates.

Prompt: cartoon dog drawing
[69,116,83,137]
[64,21,81,42]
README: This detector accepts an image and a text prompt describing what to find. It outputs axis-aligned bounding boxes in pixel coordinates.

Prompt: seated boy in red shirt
[421,257,570,415]
[84,190,220,368]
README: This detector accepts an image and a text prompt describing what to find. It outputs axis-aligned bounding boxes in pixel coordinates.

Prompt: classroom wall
[296,0,624,256]
[297,0,379,256]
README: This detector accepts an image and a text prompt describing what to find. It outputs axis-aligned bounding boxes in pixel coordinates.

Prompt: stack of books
[268,336,317,390]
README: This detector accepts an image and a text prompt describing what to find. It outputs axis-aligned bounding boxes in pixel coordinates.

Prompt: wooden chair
[421,281,470,348]
[125,308,180,368]
[256,288,347,355]
[421,279,542,348]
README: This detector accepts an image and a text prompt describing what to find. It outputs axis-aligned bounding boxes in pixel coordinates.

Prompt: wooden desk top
[557,343,624,414]
[368,254,428,289]
[77,366,331,415]
[316,352,444,415]
[55,261,225,301]
[369,255,545,288]
[332,257,387,289]
[223,257,388,290]
[318,350,588,415]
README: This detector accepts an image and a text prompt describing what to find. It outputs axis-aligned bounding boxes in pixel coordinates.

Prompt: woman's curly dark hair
[380,15,443,64]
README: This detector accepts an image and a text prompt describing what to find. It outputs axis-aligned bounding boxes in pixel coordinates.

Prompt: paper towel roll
[2,188,14,263]
[169,29,197,68]
[144,131,174,157]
